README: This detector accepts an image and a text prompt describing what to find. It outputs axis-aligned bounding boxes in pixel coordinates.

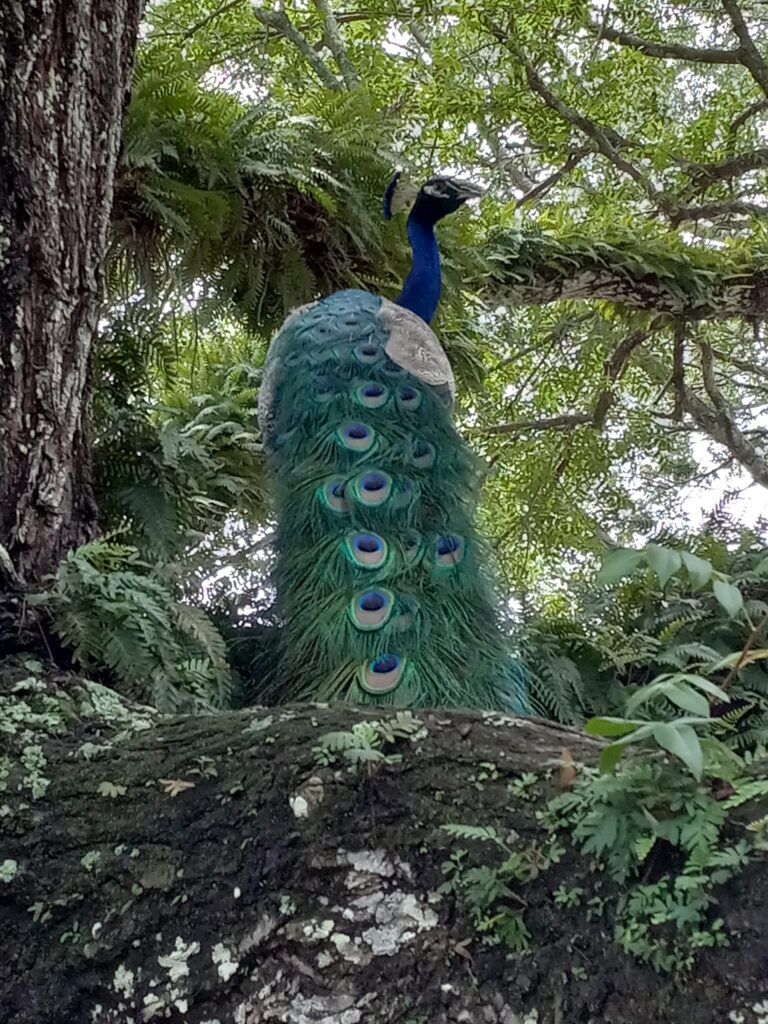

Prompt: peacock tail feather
[259,287,530,713]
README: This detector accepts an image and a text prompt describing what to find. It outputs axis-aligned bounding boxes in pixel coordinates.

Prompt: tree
[0,1,145,584]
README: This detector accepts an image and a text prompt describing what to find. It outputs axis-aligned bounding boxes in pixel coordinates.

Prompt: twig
[479,412,594,436]
[673,324,686,421]
[517,150,588,206]
[722,612,768,688]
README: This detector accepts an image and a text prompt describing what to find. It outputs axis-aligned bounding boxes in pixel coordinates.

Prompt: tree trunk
[2,657,768,1024]
[0,0,145,584]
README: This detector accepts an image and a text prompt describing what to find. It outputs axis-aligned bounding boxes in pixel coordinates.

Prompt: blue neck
[395,215,441,324]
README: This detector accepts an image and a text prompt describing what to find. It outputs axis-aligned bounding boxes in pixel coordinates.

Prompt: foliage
[523,533,768,730]
[312,711,426,769]
[438,823,566,953]
[29,540,231,713]
[544,756,768,973]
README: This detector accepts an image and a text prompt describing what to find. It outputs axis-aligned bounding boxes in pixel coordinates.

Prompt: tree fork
[0,0,145,583]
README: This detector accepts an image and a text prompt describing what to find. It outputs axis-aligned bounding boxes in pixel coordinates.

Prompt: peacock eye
[348,588,394,630]
[344,531,389,569]
[396,386,422,411]
[337,421,376,452]
[355,382,389,409]
[435,534,465,567]
[411,439,435,468]
[355,342,381,365]
[320,478,349,513]
[358,653,406,694]
[352,471,393,507]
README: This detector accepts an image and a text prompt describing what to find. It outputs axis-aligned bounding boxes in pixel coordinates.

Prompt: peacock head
[383,172,483,226]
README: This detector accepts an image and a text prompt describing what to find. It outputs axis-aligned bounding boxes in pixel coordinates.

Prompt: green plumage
[259,289,529,711]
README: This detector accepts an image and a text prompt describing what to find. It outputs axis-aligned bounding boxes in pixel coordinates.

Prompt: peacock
[257,172,530,712]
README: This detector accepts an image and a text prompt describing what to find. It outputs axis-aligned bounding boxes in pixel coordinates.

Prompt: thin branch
[669,199,768,226]
[180,0,246,41]
[251,5,341,90]
[586,18,743,64]
[722,0,768,100]
[480,412,594,436]
[699,340,728,412]
[483,19,652,193]
[517,149,588,206]
[673,324,686,422]
[729,99,768,136]
[312,0,361,89]
[637,348,768,488]
[713,347,768,383]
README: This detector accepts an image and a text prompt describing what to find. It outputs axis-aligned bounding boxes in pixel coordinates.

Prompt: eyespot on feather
[355,382,389,409]
[344,531,389,569]
[411,439,435,469]
[320,478,349,513]
[337,422,376,453]
[435,534,465,567]
[352,471,393,507]
[358,653,406,694]
[396,386,422,412]
[382,359,406,378]
[348,588,394,630]
[354,341,382,365]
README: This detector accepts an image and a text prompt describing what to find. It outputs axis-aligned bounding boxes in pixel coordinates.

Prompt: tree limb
[636,348,768,488]
[480,234,768,321]
[250,5,341,89]
[722,0,768,99]
[312,0,362,89]
[681,148,768,190]
[587,18,744,64]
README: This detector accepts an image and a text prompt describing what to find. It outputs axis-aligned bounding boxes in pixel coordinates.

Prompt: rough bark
[481,243,768,322]
[0,0,145,584]
[2,657,768,1024]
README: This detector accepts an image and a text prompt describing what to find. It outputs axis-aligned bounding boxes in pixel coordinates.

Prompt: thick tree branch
[722,0,768,99]
[682,148,768,189]
[480,234,768,321]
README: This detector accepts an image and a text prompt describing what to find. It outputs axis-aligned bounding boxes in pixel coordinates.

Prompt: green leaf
[712,580,744,618]
[680,551,713,589]
[585,716,642,737]
[664,683,710,717]
[599,742,627,773]
[666,674,729,702]
[596,548,643,587]
[652,723,704,779]
[644,544,682,588]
